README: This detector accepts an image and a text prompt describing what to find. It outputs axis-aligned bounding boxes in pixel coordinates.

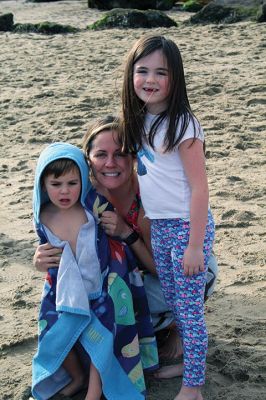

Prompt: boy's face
[43,167,82,210]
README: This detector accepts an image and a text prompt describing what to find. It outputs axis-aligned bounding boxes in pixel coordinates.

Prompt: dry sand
[0,1,265,399]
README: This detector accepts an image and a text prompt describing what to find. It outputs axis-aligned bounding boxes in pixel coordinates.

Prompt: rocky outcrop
[28,0,64,3]
[0,13,14,31]
[182,0,210,13]
[0,14,78,34]
[87,0,176,10]
[257,1,266,22]
[213,0,261,6]
[190,1,260,24]
[88,8,177,29]
[13,22,79,34]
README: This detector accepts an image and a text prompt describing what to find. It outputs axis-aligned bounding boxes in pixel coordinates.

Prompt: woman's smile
[102,172,120,177]
[89,130,134,190]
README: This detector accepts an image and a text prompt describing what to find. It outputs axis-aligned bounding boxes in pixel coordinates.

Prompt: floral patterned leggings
[151,213,215,387]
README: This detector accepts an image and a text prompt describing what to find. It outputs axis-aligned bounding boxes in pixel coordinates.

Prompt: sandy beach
[0,1,265,399]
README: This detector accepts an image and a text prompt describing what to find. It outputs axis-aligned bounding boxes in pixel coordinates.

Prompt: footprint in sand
[227,176,242,182]
[203,85,223,96]
[0,164,8,169]
[208,344,253,383]
[235,188,265,201]
[11,283,34,309]
[65,117,84,126]
[232,273,265,286]
[249,86,266,94]
[16,160,29,171]
[221,209,238,220]
[77,96,110,111]
[0,258,9,268]
[214,190,230,198]
[234,139,258,150]
[247,98,266,106]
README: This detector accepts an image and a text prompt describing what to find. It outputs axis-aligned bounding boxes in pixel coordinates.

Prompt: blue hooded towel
[32,142,158,400]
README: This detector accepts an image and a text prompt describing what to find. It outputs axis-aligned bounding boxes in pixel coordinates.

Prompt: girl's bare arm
[179,138,209,276]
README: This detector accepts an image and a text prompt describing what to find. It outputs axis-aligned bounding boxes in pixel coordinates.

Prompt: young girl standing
[121,35,215,400]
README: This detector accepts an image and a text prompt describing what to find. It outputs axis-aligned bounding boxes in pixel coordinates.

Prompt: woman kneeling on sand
[34,116,218,381]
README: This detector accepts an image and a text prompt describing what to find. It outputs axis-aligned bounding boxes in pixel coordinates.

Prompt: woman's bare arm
[100,208,157,275]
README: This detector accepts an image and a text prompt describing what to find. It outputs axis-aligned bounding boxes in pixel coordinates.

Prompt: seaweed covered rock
[182,0,210,13]
[13,21,79,34]
[213,0,261,6]
[257,1,266,22]
[88,8,177,29]
[87,0,176,11]
[190,2,259,24]
[0,13,14,31]
[190,3,236,23]
[28,0,64,3]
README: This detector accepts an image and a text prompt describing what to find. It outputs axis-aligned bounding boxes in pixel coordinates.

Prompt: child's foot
[85,395,102,400]
[154,363,183,379]
[60,376,87,396]
[84,362,102,400]
[159,329,183,360]
[174,394,203,400]
[85,391,102,400]
[174,386,203,400]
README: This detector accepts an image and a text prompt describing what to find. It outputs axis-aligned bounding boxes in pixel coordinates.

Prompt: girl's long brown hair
[121,35,200,153]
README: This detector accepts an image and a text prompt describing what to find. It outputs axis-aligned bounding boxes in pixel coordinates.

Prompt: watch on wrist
[123,230,139,246]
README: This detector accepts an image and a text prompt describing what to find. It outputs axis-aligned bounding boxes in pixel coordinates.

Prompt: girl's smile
[133,49,170,114]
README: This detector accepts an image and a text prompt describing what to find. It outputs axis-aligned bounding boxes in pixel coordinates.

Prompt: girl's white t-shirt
[137,113,204,220]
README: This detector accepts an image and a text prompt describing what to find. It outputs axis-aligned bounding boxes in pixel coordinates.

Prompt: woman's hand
[33,242,62,272]
[100,210,132,239]
[101,209,157,275]
[183,245,204,276]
